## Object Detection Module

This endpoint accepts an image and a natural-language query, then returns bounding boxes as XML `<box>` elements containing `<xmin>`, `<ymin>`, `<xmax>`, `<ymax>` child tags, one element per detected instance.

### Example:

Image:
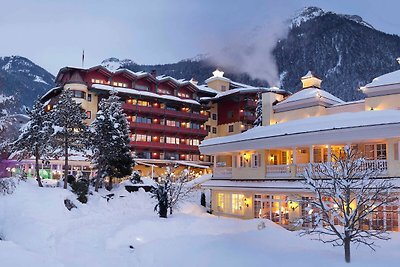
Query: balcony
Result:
<box><xmin>213</xmin><ymin>167</ymin><xmax>232</xmax><ymax>179</ymax></box>
<box><xmin>265</xmin><ymin>165</ymin><xmax>291</xmax><ymax>178</ymax></box>
<box><xmin>240</xmin><ymin>114</ymin><xmax>256</xmax><ymax>123</ymax></box>
<box><xmin>244</xmin><ymin>99</ymin><xmax>257</xmax><ymax>109</ymax></box>
<box><xmin>129</xmin><ymin>122</ymin><xmax>208</xmax><ymax>137</ymax></box>
<box><xmin>122</xmin><ymin>103</ymin><xmax>208</xmax><ymax>122</ymax></box>
<box><xmin>265</xmin><ymin>160</ymin><xmax>388</xmax><ymax>178</ymax></box>
<box><xmin>130</xmin><ymin>141</ymin><xmax>199</xmax><ymax>153</ymax></box>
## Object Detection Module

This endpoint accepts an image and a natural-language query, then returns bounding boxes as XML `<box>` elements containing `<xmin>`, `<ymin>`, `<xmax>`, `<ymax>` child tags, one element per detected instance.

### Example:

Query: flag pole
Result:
<box><xmin>82</xmin><ymin>49</ymin><xmax>85</xmax><ymax>68</ymax></box>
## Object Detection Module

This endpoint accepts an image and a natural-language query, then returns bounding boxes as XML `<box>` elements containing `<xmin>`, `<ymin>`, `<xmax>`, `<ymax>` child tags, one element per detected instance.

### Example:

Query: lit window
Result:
<box><xmin>217</xmin><ymin>193</ymin><xmax>225</xmax><ymax>211</ymax></box>
<box><xmin>231</xmin><ymin>194</ymin><xmax>244</xmax><ymax>214</ymax></box>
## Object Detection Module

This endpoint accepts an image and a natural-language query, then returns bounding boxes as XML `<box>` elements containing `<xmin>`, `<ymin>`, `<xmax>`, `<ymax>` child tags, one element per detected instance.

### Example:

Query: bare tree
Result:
<box><xmin>300</xmin><ymin>146</ymin><xmax>398</xmax><ymax>263</ymax></box>
<box><xmin>153</xmin><ymin>165</ymin><xmax>196</xmax><ymax>218</ymax></box>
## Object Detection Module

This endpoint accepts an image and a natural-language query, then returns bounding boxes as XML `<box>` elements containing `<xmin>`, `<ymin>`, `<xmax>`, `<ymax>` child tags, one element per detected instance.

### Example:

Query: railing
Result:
<box><xmin>265</xmin><ymin>165</ymin><xmax>291</xmax><ymax>178</ymax></box>
<box><xmin>359</xmin><ymin>160</ymin><xmax>388</xmax><ymax>174</ymax></box>
<box><xmin>122</xmin><ymin>103</ymin><xmax>208</xmax><ymax>122</ymax></box>
<box><xmin>129</xmin><ymin>122</ymin><xmax>208</xmax><ymax>136</ymax></box>
<box><xmin>213</xmin><ymin>167</ymin><xmax>232</xmax><ymax>179</ymax></box>
<box><xmin>266</xmin><ymin>160</ymin><xmax>388</xmax><ymax>178</ymax></box>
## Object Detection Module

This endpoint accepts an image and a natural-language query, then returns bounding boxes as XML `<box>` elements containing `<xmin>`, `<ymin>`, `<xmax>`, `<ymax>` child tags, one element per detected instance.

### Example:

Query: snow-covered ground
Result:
<box><xmin>0</xmin><ymin>178</ymin><xmax>399</xmax><ymax>267</ymax></box>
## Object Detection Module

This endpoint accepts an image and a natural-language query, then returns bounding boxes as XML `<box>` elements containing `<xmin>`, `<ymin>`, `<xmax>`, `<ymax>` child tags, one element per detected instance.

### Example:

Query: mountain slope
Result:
<box><xmin>0</xmin><ymin>56</ymin><xmax>55</xmax><ymax>111</ymax></box>
<box><xmin>103</xmin><ymin>7</ymin><xmax>400</xmax><ymax>101</ymax></box>
<box><xmin>275</xmin><ymin>7</ymin><xmax>400</xmax><ymax>100</ymax></box>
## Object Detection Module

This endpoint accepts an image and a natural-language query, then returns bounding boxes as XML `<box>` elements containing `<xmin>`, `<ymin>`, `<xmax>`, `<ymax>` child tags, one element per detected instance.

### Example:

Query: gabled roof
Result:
<box><xmin>274</xmin><ymin>87</ymin><xmax>344</xmax><ymax>112</ymax></box>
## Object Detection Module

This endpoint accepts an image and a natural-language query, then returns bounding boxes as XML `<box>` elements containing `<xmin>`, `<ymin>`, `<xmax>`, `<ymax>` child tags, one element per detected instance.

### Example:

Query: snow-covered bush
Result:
<box><xmin>129</xmin><ymin>170</ymin><xmax>142</xmax><ymax>184</ymax></box>
<box><xmin>71</xmin><ymin>178</ymin><xmax>89</xmax><ymax>204</ymax></box>
<box><xmin>0</xmin><ymin>177</ymin><xmax>17</xmax><ymax>195</ymax></box>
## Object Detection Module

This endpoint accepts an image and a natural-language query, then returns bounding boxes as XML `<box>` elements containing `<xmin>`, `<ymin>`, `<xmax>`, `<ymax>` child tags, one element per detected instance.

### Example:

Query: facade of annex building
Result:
<box><xmin>26</xmin><ymin>66</ymin><xmax>286</xmax><ymax>180</ymax></box>
<box><xmin>200</xmin><ymin>70</ymin><xmax>400</xmax><ymax>231</ymax></box>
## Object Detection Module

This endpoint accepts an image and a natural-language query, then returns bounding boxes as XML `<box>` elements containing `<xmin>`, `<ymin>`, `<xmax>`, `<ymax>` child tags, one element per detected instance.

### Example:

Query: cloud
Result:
<box><xmin>207</xmin><ymin>19</ymin><xmax>289</xmax><ymax>87</ymax></box>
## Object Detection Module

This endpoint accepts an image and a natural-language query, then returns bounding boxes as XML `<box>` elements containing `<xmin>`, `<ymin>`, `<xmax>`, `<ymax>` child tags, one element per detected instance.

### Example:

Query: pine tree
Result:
<box><xmin>50</xmin><ymin>89</ymin><xmax>88</xmax><ymax>189</ymax></box>
<box><xmin>253</xmin><ymin>92</ymin><xmax>263</xmax><ymax>127</ymax></box>
<box><xmin>0</xmin><ymin>94</ymin><xmax>14</xmax><ymax>149</ymax></box>
<box><xmin>11</xmin><ymin>99</ymin><xmax>54</xmax><ymax>187</ymax></box>
<box><xmin>90</xmin><ymin>90</ymin><xmax>134</xmax><ymax>191</ymax></box>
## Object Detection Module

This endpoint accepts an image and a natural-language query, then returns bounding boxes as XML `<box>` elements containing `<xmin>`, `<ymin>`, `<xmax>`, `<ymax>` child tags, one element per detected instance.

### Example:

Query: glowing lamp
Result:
<box><xmin>243</xmin><ymin>198</ymin><xmax>250</xmax><ymax>208</ymax></box>
<box><xmin>288</xmin><ymin>200</ymin><xmax>299</xmax><ymax>211</ymax></box>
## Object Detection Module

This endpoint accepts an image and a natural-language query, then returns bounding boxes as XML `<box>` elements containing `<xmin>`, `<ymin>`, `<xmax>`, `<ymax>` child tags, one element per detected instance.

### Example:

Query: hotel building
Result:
<box><xmin>200</xmin><ymin>70</ymin><xmax>400</xmax><ymax>231</ymax></box>
<box><xmin>37</xmin><ymin>66</ymin><xmax>282</xmax><ymax>178</ymax></box>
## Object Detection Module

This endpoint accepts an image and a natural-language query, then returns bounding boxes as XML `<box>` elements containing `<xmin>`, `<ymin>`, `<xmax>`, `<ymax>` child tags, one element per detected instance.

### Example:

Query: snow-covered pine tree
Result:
<box><xmin>0</xmin><ymin>94</ymin><xmax>14</xmax><ymax>149</ymax></box>
<box><xmin>11</xmin><ymin>99</ymin><xmax>54</xmax><ymax>187</ymax></box>
<box><xmin>253</xmin><ymin>91</ymin><xmax>262</xmax><ymax>127</ymax></box>
<box><xmin>90</xmin><ymin>90</ymin><xmax>134</xmax><ymax>191</ymax></box>
<box><xmin>50</xmin><ymin>89</ymin><xmax>88</xmax><ymax>189</ymax></box>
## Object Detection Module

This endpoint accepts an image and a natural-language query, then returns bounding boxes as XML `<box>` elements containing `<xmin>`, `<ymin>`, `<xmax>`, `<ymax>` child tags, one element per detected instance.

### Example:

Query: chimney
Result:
<box><xmin>150</xmin><ymin>69</ymin><xmax>157</xmax><ymax>77</ymax></box>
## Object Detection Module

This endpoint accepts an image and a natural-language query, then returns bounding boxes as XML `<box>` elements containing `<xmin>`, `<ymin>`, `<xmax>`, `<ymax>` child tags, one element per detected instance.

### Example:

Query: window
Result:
<box><xmin>166</xmin><ymin>120</ymin><xmax>177</xmax><ymax>127</ymax></box>
<box><xmin>231</xmin><ymin>194</ymin><xmax>244</xmax><ymax>215</ymax></box>
<box><xmin>87</xmin><ymin>94</ymin><xmax>92</xmax><ymax>102</ymax></box>
<box><xmin>71</xmin><ymin>90</ymin><xmax>86</xmax><ymax>99</ymax></box>
<box><xmin>158</xmin><ymin>88</ymin><xmax>171</xmax><ymax>95</ymax></box>
<box><xmin>364</xmin><ymin>144</ymin><xmax>387</xmax><ymax>160</ymax></box>
<box><xmin>206</xmin><ymin>125</ymin><xmax>211</xmax><ymax>132</ymax></box>
<box><xmin>212</xmin><ymin>127</ymin><xmax>217</xmax><ymax>134</ymax></box>
<box><xmin>281</xmin><ymin>151</ymin><xmax>287</xmax><ymax>165</ymax></box>
<box><xmin>91</xmin><ymin>79</ymin><xmax>106</xmax><ymax>84</ymax></box>
<box><xmin>228</xmin><ymin>125</ymin><xmax>234</xmax><ymax>133</ymax></box>
<box><xmin>178</xmin><ymin>92</ymin><xmax>190</xmax><ymax>98</ymax></box>
<box><xmin>191</xmin><ymin>123</ymin><xmax>200</xmax><ymax>129</ymax></box>
<box><xmin>137</xmin><ymin>100</ymin><xmax>149</xmax><ymax>107</ymax></box>
<box><xmin>221</xmin><ymin>85</ymin><xmax>226</xmax><ymax>91</ymax></box>
<box><xmin>251</xmin><ymin>154</ymin><xmax>260</xmax><ymax>168</ymax></box>
<box><xmin>217</xmin><ymin>193</ymin><xmax>225</xmax><ymax>212</ymax></box>
<box><xmin>166</xmin><ymin>137</ymin><xmax>180</xmax><ymax>144</ymax></box>
<box><xmin>86</xmin><ymin>111</ymin><xmax>91</xmax><ymax>119</ymax></box>
<box><xmin>227</xmin><ymin>111</ymin><xmax>234</xmax><ymax>118</ymax></box>
<box><xmin>135</xmin><ymin>84</ymin><xmax>148</xmax><ymax>91</ymax></box>
<box><xmin>188</xmin><ymin>139</ymin><xmax>199</xmax><ymax>146</ymax></box>
<box><xmin>212</xmin><ymin>113</ymin><xmax>217</xmax><ymax>120</ymax></box>
<box><xmin>377</xmin><ymin>144</ymin><xmax>387</xmax><ymax>160</ymax></box>
<box><xmin>364</xmin><ymin>144</ymin><xmax>375</xmax><ymax>160</ymax></box>
<box><xmin>112</xmin><ymin>82</ymin><xmax>127</xmax><ymax>87</ymax></box>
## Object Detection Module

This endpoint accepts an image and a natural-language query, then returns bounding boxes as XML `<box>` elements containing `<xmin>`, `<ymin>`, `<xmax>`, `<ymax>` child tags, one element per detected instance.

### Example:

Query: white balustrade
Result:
<box><xmin>266</xmin><ymin>165</ymin><xmax>291</xmax><ymax>178</ymax></box>
<box><xmin>213</xmin><ymin>167</ymin><xmax>232</xmax><ymax>178</ymax></box>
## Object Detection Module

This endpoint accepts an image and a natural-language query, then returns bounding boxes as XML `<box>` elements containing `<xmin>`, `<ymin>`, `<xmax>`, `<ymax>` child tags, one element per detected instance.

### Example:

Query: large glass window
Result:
<box><xmin>254</xmin><ymin>194</ymin><xmax>289</xmax><ymax>225</ymax></box>
<box><xmin>231</xmin><ymin>194</ymin><xmax>244</xmax><ymax>215</ymax></box>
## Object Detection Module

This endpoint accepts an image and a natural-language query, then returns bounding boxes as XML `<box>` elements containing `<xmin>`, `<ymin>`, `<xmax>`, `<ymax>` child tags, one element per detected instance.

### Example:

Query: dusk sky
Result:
<box><xmin>1</xmin><ymin>0</ymin><xmax>399</xmax><ymax>75</ymax></box>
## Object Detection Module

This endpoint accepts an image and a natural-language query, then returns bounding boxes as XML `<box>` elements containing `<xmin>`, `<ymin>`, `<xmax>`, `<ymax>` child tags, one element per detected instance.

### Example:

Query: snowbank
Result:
<box><xmin>0</xmin><ymin>178</ymin><xmax>399</xmax><ymax>266</ymax></box>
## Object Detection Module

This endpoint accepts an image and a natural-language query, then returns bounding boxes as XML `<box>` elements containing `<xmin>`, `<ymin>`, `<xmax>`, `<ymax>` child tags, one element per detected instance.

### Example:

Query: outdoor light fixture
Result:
<box><xmin>288</xmin><ymin>200</ymin><xmax>299</xmax><ymax>211</ymax></box>
<box><xmin>243</xmin><ymin>198</ymin><xmax>250</xmax><ymax>207</ymax></box>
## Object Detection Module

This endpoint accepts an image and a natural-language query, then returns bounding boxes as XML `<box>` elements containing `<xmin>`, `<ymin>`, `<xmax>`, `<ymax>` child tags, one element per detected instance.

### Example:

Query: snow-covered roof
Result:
<box><xmin>92</xmin><ymin>84</ymin><xmax>200</xmax><ymax>106</ymax></box>
<box><xmin>200</xmin><ymin>109</ymin><xmax>400</xmax><ymax>154</ymax></box>
<box><xmin>278</xmin><ymin>88</ymin><xmax>343</xmax><ymax>105</ymax></box>
<box><xmin>274</xmin><ymin>88</ymin><xmax>344</xmax><ymax>112</ymax></box>
<box><xmin>363</xmin><ymin>69</ymin><xmax>400</xmax><ymax>88</ymax></box>
<box><xmin>201</xmin><ymin>87</ymin><xmax>286</xmax><ymax>102</ymax></box>
<box><xmin>195</xmin><ymin>85</ymin><xmax>219</xmax><ymax>95</ymax></box>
